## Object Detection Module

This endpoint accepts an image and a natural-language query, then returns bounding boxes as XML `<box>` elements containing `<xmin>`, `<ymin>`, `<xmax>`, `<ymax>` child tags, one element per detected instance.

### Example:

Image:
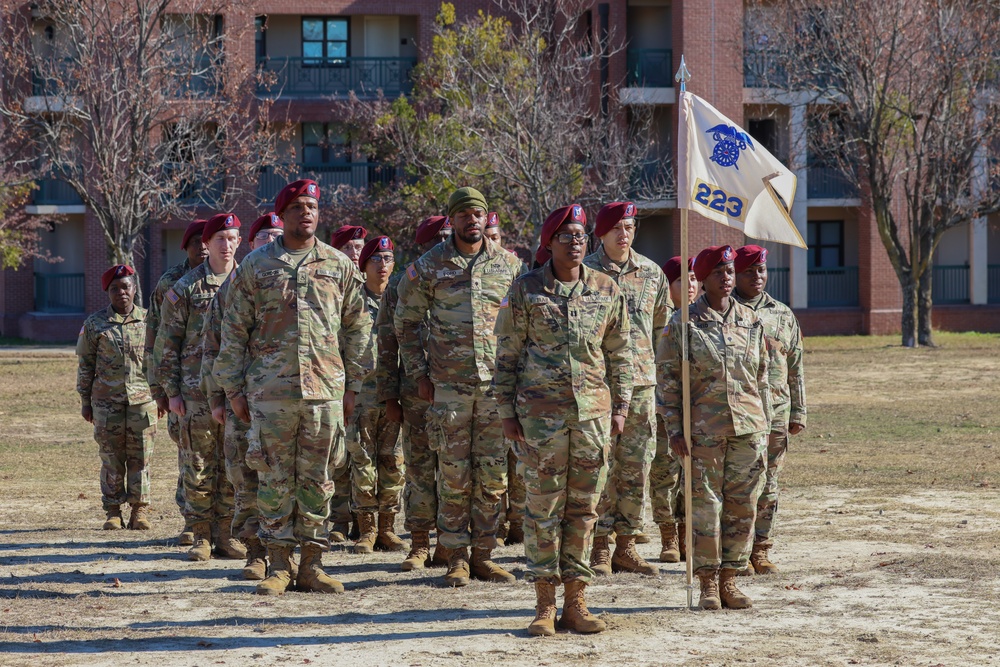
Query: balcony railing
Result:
<box><xmin>743</xmin><ymin>48</ymin><xmax>787</xmax><ymax>88</ymax></box>
<box><xmin>258</xmin><ymin>163</ymin><xmax>401</xmax><ymax>204</ymax></box>
<box><xmin>932</xmin><ymin>265</ymin><xmax>969</xmax><ymax>304</ymax></box>
<box><xmin>808</xmin><ymin>266</ymin><xmax>858</xmax><ymax>307</ymax></box>
<box><xmin>767</xmin><ymin>267</ymin><xmax>790</xmax><ymax>304</ymax></box>
<box><xmin>807</xmin><ymin>166</ymin><xmax>859</xmax><ymax>199</ymax></box>
<box><xmin>626</xmin><ymin>49</ymin><xmax>674</xmax><ymax>88</ymax></box>
<box><xmin>34</xmin><ymin>178</ymin><xmax>83</xmax><ymax>206</ymax></box>
<box><xmin>256</xmin><ymin>57</ymin><xmax>416</xmax><ymax>97</ymax></box>
<box><xmin>32</xmin><ymin>56</ymin><xmax>218</xmax><ymax>98</ymax></box>
<box><xmin>989</xmin><ymin>265</ymin><xmax>1000</xmax><ymax>304</ymax></box>
<box><xmin>34</xmin><ymin>272</ymin><xmax>85</xmax><ymax>313</ymax></box>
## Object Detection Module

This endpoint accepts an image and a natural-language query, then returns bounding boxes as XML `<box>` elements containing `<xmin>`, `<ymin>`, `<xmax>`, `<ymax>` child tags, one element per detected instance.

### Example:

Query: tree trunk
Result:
<box><xmin>917</xmin><ymin>267</ymin><xmax>935</xmax><ymax>347</ymax></box>
<box><xmin>900</xmin><ymin>273</ymin><xmax>918</xmax><ymax>347</ymax></box>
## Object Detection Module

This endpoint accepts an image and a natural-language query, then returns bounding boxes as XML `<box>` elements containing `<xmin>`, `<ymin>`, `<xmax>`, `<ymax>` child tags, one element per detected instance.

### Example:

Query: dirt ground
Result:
<box><xmin>1</xmin><ymin>335</ymin><xmax>999</xmax><ymax>667</ymax></box>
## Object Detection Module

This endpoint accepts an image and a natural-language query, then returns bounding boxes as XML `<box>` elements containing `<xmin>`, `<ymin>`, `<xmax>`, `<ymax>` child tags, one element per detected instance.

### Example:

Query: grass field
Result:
<box><xmin>0</xmin><ymin>335</ymin><xmax>998</xmax><ymax>666</ymax></box>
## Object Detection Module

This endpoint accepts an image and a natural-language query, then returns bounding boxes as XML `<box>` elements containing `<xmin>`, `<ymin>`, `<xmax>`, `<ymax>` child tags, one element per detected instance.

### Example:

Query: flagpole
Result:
<box><xmin>675</xmin><ymin>55</ymin><xmax>695</xmax><ymax>611</ymax></box>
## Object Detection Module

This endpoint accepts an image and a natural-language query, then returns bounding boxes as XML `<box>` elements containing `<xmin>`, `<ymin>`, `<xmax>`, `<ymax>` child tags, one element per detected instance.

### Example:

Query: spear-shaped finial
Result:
<box><xmin>674</xmin><ymin>54</ymin><xmax>691</xmax><ymax>92</ymax></box>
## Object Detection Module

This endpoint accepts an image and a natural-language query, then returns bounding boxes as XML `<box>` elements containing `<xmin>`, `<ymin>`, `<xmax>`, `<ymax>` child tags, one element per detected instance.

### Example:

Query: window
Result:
<box><xmin>255</xmin><ymin>16</ymin><xmax>267</xmax><ymax>60</ymax></box>
<box><xmin>302</xmin><ymin>123</ymin><xmax>348</xmax><ymax>165</ymax></box>
<box><xmin>808</xmin><ymin>220</ymin><xmax>844</xmax><ymax>268</ymax></box>
<box><xmin>748</xmin><ymin>119</ymin><xmax>778</xmax><ymax>155</ymax></box>
<box><xmin>302</xmin><ymin>17</ymin><xmax>349</xmax><ymax>64</ymax></box>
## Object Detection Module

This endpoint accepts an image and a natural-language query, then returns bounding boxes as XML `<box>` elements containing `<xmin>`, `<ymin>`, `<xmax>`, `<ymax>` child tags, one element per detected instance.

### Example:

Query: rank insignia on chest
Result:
<box><xmin>406</xmin><ymin>264</ymin><xmax>418</xmax><ymax>281</ymax></box>
<box><xmin>165</xmin><ymin>289</ymin><xmax>179</xmax><ymax>304</ymax></box>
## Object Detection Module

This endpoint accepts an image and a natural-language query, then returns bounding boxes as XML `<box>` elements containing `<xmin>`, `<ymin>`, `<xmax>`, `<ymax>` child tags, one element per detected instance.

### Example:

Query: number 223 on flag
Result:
<box><xmin>691</xmin><ymin>179</ymin><xmax>747</xmax><ymax>222</ymax></box>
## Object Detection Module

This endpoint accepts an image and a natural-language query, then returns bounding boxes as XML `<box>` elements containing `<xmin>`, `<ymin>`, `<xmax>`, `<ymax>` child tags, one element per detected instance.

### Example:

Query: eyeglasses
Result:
<box><xmin>255</xmin><ymin>230</ymin><xmax>284</xmax><ymax>241</ymax></box>
<box><xmin>368</xmin><ymin>255</ymin><xmax>395</xmax><ymax>265</ymax></box>
<box><xmin>554</xmin><ymin>232</ymin><xmax>589</xmax><ymax>245</ymax></box>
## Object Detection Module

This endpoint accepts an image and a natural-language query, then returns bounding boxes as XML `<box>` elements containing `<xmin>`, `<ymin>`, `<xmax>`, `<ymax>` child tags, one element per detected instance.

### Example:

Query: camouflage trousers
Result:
<box><xmin>248</xmin><ymin>399</ymin><xmax>345</xmax><ymax>548</ymax></box>
<box><xmin>503</xmin><ymin>445</ymin><xmax>526</xmax><ymax>523</ymax></box>
<box><xmin>427</xmin><ymin>382</ymin><xmax>506</xmax><ymax>550</ymax></box>
<box><xmin>754</xmin><ymin>428</ymin><xmax>788</xmax><ymax>548</ymax></box>
<box><xmin>328</xmin><ymin>461</ymin><xmax>352</xmax><ymax>527</ymax></box>
<box><xmin>223</xmin><ymin>404</ymin><xmax>259</xmax><ymax>541</ymax></box>
<box><xmin>348</xmin><ymin>404</ymin><xmax>404</xmax><ymax>513</ymax></box>
<box><xmin>596</xmin><ymin>386</ymin><xmax>656</xmax><ymax>538</ymax></box>
<box><xmin>168</xmin><ymin>412</ymin><xmax>184</xmax><ymax>515</ymax></box>
<box><xmin>519</xmin><ymin>415</ymin><xmax>609</xmax><ymax>585</ymax></box>
<box><xmin>650</xmin><ymin>414</ymin><xmax>685</xmax><ymax>525</ymax></box>
<box><xmin>689</xmin><ymin>432</ymin><xmax>766</xmax><ymax>574</ymax></box>
<box><xmin>92</xmin><ymin>400</ymin><xmax>155</xmax><ymax>509</ymax></box>
<box><xmin>180</xmin><ymin>400</ymin><xmax>234</xmax><ymax>524</ymax></box>
<box><xmin>401</xmin><ymin>390</ymin><xmax>436</xmax><ymax>533</ymax></box>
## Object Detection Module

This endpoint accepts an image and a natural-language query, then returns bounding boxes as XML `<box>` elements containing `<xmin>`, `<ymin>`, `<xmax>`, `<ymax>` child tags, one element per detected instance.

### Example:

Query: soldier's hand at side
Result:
<box><xmin>344</xmin><ymin>390</ymin><xmax>356</xmax><ymax>421</ymax></box>
<box><xmin>670</xmin><ymin>434</ymin><xmax>690</xmax><ymax>457</ymax></box>
<box><xmin>385</xmin><ymin>399</ymin><xmax>403</xmax><ymax>424</ymax></box>
<box><xmin>155</xmin><ymin>395</ymin><xmax>169</xmax><ymax>416</ymax></box>
<box><xmin>417</xmin><ymin>377</ymin><xmax>435</xmax><ymax>403</ymax></box>
<box><xmin>231</xmin><ymin>394</ymin><xmax>251</xmax><ymax>423</ymax></box>
<box><xmin>81</xmin><ymin>405</ymin><xmax>93</xmax><ymax>423</ymax></box>
<box><xmin>610</xmin><ymin>414</ymin><xmax>626</xmax><ymax>437</ymax></box>
<box><xmin>211</xmin><ymin>405</ymin><xmax>226</xmax><ymax>425</ymax></box>
<box><xmin>168</xmin><ymin>395</ymin><xmax>186</xmax><ymax>417</ymax></box>
<box><xmin>502</xmin><ymin>417</ymin><xmax>525</xmax><ymax>443</ymax></box>
<box><xmin>788</xmin><ymin>422</ymin><xmax>805</xmax><ymax>436</ymax></box>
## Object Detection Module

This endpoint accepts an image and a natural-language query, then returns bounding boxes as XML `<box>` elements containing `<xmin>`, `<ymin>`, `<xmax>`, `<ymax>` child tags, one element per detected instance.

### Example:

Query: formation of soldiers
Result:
<box><xmin>75</xmin><ymin>180</ymin><xmax>806</xmax><ymax>635</ymax></box>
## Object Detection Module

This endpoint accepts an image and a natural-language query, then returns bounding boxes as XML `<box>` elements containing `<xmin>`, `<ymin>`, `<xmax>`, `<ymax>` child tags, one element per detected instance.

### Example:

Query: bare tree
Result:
<box><xmin>0</xmin><ymin>0</ymin><xmax>283</xmax><ymax>290</ymax></box>
<box><xmin>749</xmin><ymin>0</ymin><xmax>1000</xmax><ymax>346</ymax></box>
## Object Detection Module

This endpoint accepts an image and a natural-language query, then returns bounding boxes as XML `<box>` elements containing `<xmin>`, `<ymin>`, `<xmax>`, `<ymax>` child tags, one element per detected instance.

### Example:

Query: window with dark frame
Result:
<box><xmin>808</xmin><ymin>220</ymin><xmax>844</xmax><ymax>268</ymax></box>
<box><xmin>302</xmin><ymin>123</ymin><xmax>349</xmax><ymax>166</ymax></box>
<box><xmin>255</xmin><ymin>16</ymin><xmax>267</xmax><ymax>60</ymax></box>
<box><xmin>302</xmin><ymin>17</ymin><xmax>349</xmax><ymax>65</ymax></box>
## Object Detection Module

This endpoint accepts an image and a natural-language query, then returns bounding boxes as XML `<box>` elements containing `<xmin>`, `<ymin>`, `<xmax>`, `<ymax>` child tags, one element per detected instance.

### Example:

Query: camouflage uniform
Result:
<box><xmin>736</xmin><ymin>291</ymin><xmax>806</xmax><ymax>548</ymax></box>
<box><xmin>77</xmin><ymin>305</ymin><xmax>156</xmax><ymax>509</ymax></box>
<box><xmin>494</xmin><ymin>263</ymin><xmax>633</xmax><ymax>584</ymax></box>
<box><xmin>155</xmin><ymin>262</ymin><xmax>235</xmax><ymax>527</ymax></box>
<box><xmin>650</xmin><ymin>303</ymin><xmax>684</xmax><ymax>526</ymax></box>
<box><xmin>348</xmin><ymin>286</ymin><xmax>404</xmax><ymax>513</ymax></box>
<box><xmin>214</xmin><ymin>237</ymin><xmax>372</xmax><ymax>547</ymax></box>
<box><xmin>394</xmin><ymin>237</ymin><xmax>522</xmax><ymax>550</ymax></box>
<box><xmin>584</xmin><ymin>246</ymin><xmax>669</xmax><ymax>538</ymax></box>
<box><xmin>655</xmin><ymin>295</ymin><xmax>771</xmax><ymax>574</ymax></box>
<box><xmin>146</xmin><ymin>259</ymin><xmax>192</xmax><ymax>514</ymax></box>
<box><xmin>376</xmin><ymin>272</ymin><xmax>435</xmax><ymax>533</ymax></box>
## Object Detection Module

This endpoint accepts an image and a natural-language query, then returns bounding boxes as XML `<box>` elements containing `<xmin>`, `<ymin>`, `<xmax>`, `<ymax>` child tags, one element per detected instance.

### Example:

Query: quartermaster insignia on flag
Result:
<box><xmin>706</xmin><ymin>124</ymin><xmax>755</xmax><ymax>170</ymax></box>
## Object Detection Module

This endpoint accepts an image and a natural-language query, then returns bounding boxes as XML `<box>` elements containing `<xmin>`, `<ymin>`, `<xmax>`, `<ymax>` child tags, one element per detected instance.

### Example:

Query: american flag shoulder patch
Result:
<box><xmin>78</xmin><ymin>325</ymin><xmax>85</xmax><ymax>336</ymax></box>
<box><xmin>166</xmin><ymin>289</ymin><xmax>179</xmax><ymax>304</ymax></box>
<box><xmin>406</xmin><ymin>264</ymin><xmax>418</xmax><ymax>281</ymax></box>
<box><xmin>499</xmin><ymin>296</ymin><xmax>509</xmax><ymax>309</ymax></box>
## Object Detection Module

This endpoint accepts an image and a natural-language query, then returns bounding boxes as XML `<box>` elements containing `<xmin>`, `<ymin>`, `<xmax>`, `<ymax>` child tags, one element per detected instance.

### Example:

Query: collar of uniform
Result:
<box><xmin>735</xmin><ymin>290</ymin><xmax>775</xmax><ymax>311</ymax></box>
<box><xmin>269</xmin><ymin>236</ymin><xmax>337</xmax><ymax>266</ymax></box>
<box><xmin>204</xmin><ymin>262</ymin><xmax>236</xmax><ymax>287</ymax></box>
<box><xmin>692</xmin><ymin>293</ymin><xmax>738</xmax><ymax>324</ymax></box>
<box><xmin>594</xmin><ymin>244</ymin><xmax>638</xmax><ymax>274</ymax></box>
<box><xmin>441</xmin><ymin>234</ymin><xmax>497</xmax><ymax>266</ymax></box>
<box><xmin>541</xmin><ymin>261</ymin><xmax>589</xmax><ymax>298</ymax></box>
<box><xmin>104</xmin><ymin>304</ymin><xmax>141</xmax><ymax>324</ymax></box>
<box><xmin>363</xmin><ymin>284</ymin><xmax>382</xmax><ymax>306</ymax></box>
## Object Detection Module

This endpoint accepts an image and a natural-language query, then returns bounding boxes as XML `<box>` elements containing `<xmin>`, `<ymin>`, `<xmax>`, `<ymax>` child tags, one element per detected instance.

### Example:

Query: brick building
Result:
<box><xmin>4</xmin><ymin>0</ymin><xmax>999</xmax><ymax>341</ymax></box>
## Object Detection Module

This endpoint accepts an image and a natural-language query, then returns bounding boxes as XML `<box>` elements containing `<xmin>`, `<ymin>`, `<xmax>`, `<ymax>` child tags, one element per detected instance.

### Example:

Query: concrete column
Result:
<box><xmin>789</xmin><ymin>104</ymin><xmax>809</xmax><ymax>309</ymax></box>
<box><xmin>970</xmin><ymin>216</ymin><xmax>988</xmax><ymax>304</ymax></box>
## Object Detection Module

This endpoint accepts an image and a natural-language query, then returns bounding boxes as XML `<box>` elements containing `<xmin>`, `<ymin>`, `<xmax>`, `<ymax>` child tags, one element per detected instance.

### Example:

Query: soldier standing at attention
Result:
<box><xmin>332</xmin><ymin>225</ymin><xmax>368</xmax><ymax>267</ymax></box>
<box><xmin>200</xmin><ymin>212</ymin><xmax>284</xmax><ymax>580</ymax></box>
<box><xmin>584</xmin><ymin>201</ymin><xmax>669</xmax><ymax>577</ymax></box>
<box><xmin>78</xmin><ymin>265</ymin><xmax>160</xmax><ymax>530</ymax></box>
<box><xmin>146</xmin><ymin>219</ymin><xmax>206</xmax><ymax>546</ymax></box>
<box><xmin>733</xmin><ymin>245</ymin><xmax>806</xmax><ymax>574</ymax></box>
<box><xmin>215</xmin><ymin>179</ymin><xmax>372</xmax><ymax>596</ymax></box>
<box><xmin>349</xmin><ymin>235</ymin><xmax>406</xmax><ymax>554</ymax></box>
<box><xmin>395</xmin><ymin>187</ymin><xmax>523</xmax><ymax>587</ymax></box>
<box><xmin>650</xmin><ymin>256</ymin><xmax>698</xmax><ymax>563</ymax></box>
<box><xmin>495</xmin><ymin>204</ymin><xmax>632</xmax><ymax>635</ymax></box>
<box><xmin>379</xmin><ymin>215</ymin><xmax>453</xmax><ymax>571</ymax></box>
<box><xmin>156</xmin><ymin>213</ymin><xmax>244</xmax><ymax>562</ymax></box>
<box><xmin>656</xmin><ymin>245</ymin><xmax>770</xmax><ymax>610</ymax></box>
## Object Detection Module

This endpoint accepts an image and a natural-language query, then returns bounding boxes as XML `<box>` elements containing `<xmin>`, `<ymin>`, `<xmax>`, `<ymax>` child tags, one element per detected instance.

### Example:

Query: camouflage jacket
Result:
<box><xmin>145</xmin><ymin>259</ymin><xmax>191</xmax><ymax>400</ymax></box>
<box><xmin>77</xmin><ymin>305</ymin><xmax>152</xmax><ymax>406</ymax></box>
<box><xmin>199</xmin><ymin>272</ymin><xmax>235</xmax><ymax>412</ymax></box>
<box><xmin>214</xmin><ymin>238</ymin><xmax>373</xmax><ymax>402</ymax></box>
<box><xmin>583</xmin><ymin>245</ymin><xmax>670</xmax><ymax>387</ymax></box>
<box><xmin>375</xmin><ymin>272</ymin><xmax>428</xmax><ymax>403</ymax></box>
<box><xmin>656</xmin><ymin>295</ymin><xmax>771</xmax><ymax>439</ymax></box>
<box><xmin>736</xmin><ymin>290</ymin><xmax>807</xmax><ymax>429</ymax></box>
<box><xmin>356</xmin><ymin>284</ymin><xmax>383</xmax><ymax>409</ymax></box>
<box><xmin>155</xmin><ymin>262</ymin><xmax>232</xmax><ymax>403</ymax></box>
<box><xmin>395</xmin><ymin>237</ymin><xmax>523</xmax><ymax>386</ymax></box>
<box><xmin>494</xmin><ymin>263</ymin><xmax>633</xmax><ymax>422</ymax></box>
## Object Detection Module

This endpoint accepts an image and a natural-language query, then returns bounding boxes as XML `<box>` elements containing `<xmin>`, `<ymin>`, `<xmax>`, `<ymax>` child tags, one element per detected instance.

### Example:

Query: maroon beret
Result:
<box><xmin>662</xmin><ymin>256</ymin><xmax>696</xmax><ymax>284</ymax></box>
<box><xmin>248</xmin><ymin>212</ymin><xmax>283</xmax><ymax>240</ymax></box>
<box><xmin>332</xmin><ymin>225</ymin><xmax>368</xmax><ymax>249</ymax></box>
<box><xmin>734</xmin><ymin>245</ymin><xmax>769</xmax><ymax>274</ymax></box>
<box><xmin>486</xmin><ymin>211</ymin><xmax>499</xmax><ymax>229</ymax></box>
<box><xmin>101</xmin><ymin>264</ymin><xmax>135</xmax><ymax>291</ymax></box>
<box><xmin>275</xmin><ymin>179</ymin><xmax>320</xmax><ymax>216</ymax></box>
<box><xmin>535</xmin><ymin>245</ymin><xmax>551</xmax><ymax>266</ymax></box>
<box><xmin>414</xmin><ymin>215</ymin><xmax>451</xmax><ymax>245</ymax></box>
<box><xmin>180</xmin><ymin>220</ymin><xmax>207</xmax><ymax>250</ymax></box>
<box><xmin>594</xmin><ymin>201</ymin><xmax>637</xmax><ymax>238</ymax></box>
<box><xmin>359</xmin><ymin>235</ymin><xmax>394</xmax><ymax>270</ymax></box>
<box><xmin>540</xmin><ymin>204</ymin><xmax>586</xmax><ymax>248</ymax></box>
<box><xmin>693</xmin><ymin>245</ymin><xmax>735</xmax><ymax>282</ymax></box>
<box><xmin>202</xmin><ymin>213</ymin><xmax>241</xmax><ymax>243</ymax></box>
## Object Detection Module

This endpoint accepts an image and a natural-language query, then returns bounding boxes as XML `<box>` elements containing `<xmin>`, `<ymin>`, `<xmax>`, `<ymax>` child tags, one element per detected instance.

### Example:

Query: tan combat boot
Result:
<box><xmin>590</xmin><ymin>535</ymin><xmax>612</xmax><ymax>576</ymax></box>
<box><xmin>527</xmin><ymin>581</ymin><xmax>558</xmax><ymax>637</ymax></box>
<box><xmin>750</xmin><ymin>544</ymin><xmax>779</xmax><ymax>574</ymax></box>
<box><xmin>187</xmin><ymin>521</ymin><xmax>212</xmax><ymax>561</ymax></box>
<box><xmin>431</xmin><ymin>542</ymin><xmax>451</xmax><ymax>568</ymax></box>
<box><xmin>242</xmin><ymin>537</ymin><xmax>267</xmax><ymax>581</ymax></box>
<box><xmin>471</xmin><ymin>547</ymin><xmax>516</xmax><ymax>583</ymax></box>
<box><xmin>635</xmin><ymin>531</ymin><xmax>651</xmax><ymax>545</ymax></box>
<box><xmin>103</xmin><ymin>506</ymin><xmax>124</xmax><ymax>531</ymax></box>
<box><xmin>558</xmin><ymin>580</ymin><xmax>606</xmax><ymax>633</ymax></box>
<box><xmin>329</xmin><ymin>521</ymin><xmax>349</xmax><ymax>543</ymax></box>
<box><xmin>128</xmin><ymin>504</ymin><xmax>151</xmax><ymax>530</ymax></box>
<box><xmin>214</xmin><ymin>518</ymin><xmax>247</xmax><ymax>560</ymax></box>
<box><xmin>296</xmin><ymin>542</ymin><xmax>345</xmax><ymax>593</ymax></box>
<box><xmin>353</xmin><ymin>512</ymin><xmax>377</xmax><ymax>554</ymax></box>
<box><xmin>178</xmin><ymin>519</ymin><xmax>195</xmax><ymax>546</ymax></box>
<box><xmin>611</xmin><ymin>535</ymin><xmax>659</xmax><ymax>576</ymax></box>
<box><xmin>375</xmin><ymin>512</ymin><xmax>406</xmax><ymax>552</ymax></box>
<box><xmin>719</xmin><ymin>568</ymin><xmax>753</xmax><ymax>609</ymax></box>
<box><xmin>506</xmin><ymin>520</ymin><xmax>524</xmax><ymax>545</ymax></box>
<box><xmin>443</xmin><ymin>547</ymin><xmax>471</xmax><ymax>587</ymax></box>
<box><xmin>658</xmin><ymin>523</ymin><xmax>680</xmax><ymax>563</ymax></box>
<box><xmin>698</xmin><ymin>570</ymin><xmax>721</xmax><ymax>610</ymax></box>
<box><xmin>677</xmin><ymin>521</ymin><xmax>687</xmax><ymax>562</ymax></box>
<box><xmin>401</xmin><ymin>530</ymin><xmax>431</xmax><ymax>571</ymax></box>
<box><xmin>255</xmin><ymin>544</ymin><xmax>293</xmax><ymax>596</ymax></box>
<box><xmin>497</xmin><ymin>520</ymin><xmax>509</xmax><ymax>546</ymax></box>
